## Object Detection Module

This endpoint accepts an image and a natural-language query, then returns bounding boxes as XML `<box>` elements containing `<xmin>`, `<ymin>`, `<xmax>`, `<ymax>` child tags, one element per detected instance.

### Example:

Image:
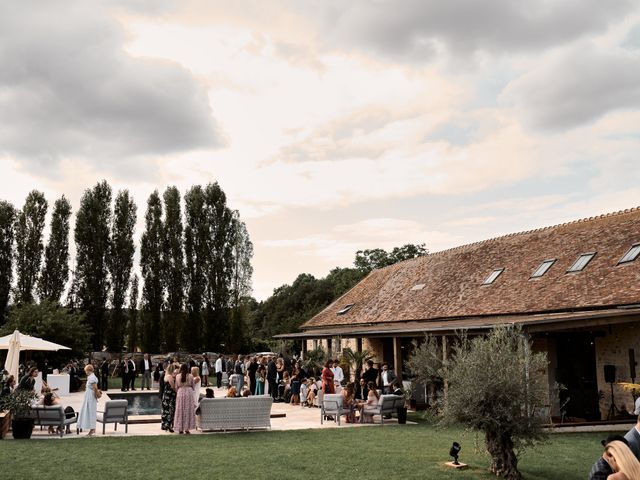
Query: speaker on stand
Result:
<box><xmin>605</xmin><ymin>365</ymin><xmax>619</xmax><ymax>420</ymax></box>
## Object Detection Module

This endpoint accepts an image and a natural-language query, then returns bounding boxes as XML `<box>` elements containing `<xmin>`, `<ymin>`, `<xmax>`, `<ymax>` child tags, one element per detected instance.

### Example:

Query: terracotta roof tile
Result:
<box><xmin>302</xmin><ymin>207</ymin><xmax>640</xmax><ymax>330</ymax></box>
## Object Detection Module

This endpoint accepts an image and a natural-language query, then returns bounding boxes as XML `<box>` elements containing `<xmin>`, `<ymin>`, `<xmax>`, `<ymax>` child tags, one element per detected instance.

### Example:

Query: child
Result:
<box><xmin>299</xmin><ymin>378</ymin><xmax>309</xmax><ymax>406</ymax></box>
<box><xmin>290</xmin><ymin>374</ymin><xmax>300</xmax><ymax>405</ymax></box>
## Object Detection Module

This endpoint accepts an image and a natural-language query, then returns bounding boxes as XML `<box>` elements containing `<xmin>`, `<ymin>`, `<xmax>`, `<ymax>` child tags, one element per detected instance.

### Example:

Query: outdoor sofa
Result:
<box><xmin>196</xmin><ymin>396</ymin><xmax>272</xmax><ymax>431</ymax></box>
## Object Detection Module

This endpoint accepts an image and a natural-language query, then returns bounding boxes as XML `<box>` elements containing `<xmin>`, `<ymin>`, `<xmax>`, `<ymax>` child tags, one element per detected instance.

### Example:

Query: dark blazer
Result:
<box><xmin>138</xmin><ymin>358</ymin><xmax>153</xmax><ymax>373</ymax></box>
<box><xmin>362</xmin><ymin>367</ymin><xmax>378</xmax><ymax>385</ymax></box>
<box><xmin>355</xmin><ymin>384</ymin><xmax>369</xmax><ymax>401</ymax></box>
<box><xmin>267</xmin><ymin>360</ymin><xmax>277</xmax><ymax>380</ymax></box>
<box><xmin>624</xmin><ymin>425</ymin><xmax>640</xmax><ymax>459</ymax></box>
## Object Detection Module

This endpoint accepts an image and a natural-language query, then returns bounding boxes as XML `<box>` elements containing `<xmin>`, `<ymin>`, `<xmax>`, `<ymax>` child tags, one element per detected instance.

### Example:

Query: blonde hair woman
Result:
<box><xmin>77</xmin><ymin>364</ymin><xmax>100</xmax><ymax>436</ymax></box>
<box><xmin>606</xmin><ymin>441</ymin><xmax>640</xmax><ymax>480</ymax></box>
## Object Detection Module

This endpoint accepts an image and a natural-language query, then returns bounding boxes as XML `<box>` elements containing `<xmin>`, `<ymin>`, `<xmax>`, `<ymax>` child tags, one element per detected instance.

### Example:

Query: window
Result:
<box><xmin>531</xmin><ymin>259</ymin><xmax>556</xmax><ymax>278</ymax></box>
<box><xmin>619</xmin><ymin>244</ymin><xmax>640</xmax><ymax>264</ymax></box>
<box><xmin>567</xmin><ymin>252</ymin><xmax>596</xmax><ymax>272</ymax></box>
<box><xmin>337</xmin><ymin>304</ymin><xmax>354</xmax><ymax>315</ymax></box>
<box><xmin>411</xmin><ymin>283</ymin><xmax>426</xmax><ymax>291</ymax></box>
<box><xmin>482</xmin><ymin>268</ymin><xmax>504</xmax><ymax>285</ymax></box>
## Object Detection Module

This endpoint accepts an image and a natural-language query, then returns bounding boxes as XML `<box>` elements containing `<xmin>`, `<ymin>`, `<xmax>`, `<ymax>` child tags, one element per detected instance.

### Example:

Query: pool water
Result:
<box><xmin>108</xmin><ymin>393</ymin><xmax>161</xmax><ymax>415</ymax></box>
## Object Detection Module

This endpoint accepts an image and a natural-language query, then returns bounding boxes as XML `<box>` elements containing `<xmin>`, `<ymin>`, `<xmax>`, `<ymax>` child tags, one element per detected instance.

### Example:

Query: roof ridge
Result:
<box><xmin>430</xmin><ymin>205</ymin><xmax>640</xmax><ymax>257</ymax></box>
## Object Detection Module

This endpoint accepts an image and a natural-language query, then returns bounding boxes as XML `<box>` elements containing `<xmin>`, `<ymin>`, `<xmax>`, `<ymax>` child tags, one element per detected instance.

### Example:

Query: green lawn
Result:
<box><xmin>0</xmin><ymin>424</ymin><xmax>618</xmax><ymax>480</ymax></box>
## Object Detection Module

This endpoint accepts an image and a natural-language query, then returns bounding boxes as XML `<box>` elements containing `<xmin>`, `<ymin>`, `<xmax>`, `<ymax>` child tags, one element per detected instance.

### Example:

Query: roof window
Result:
<box><xmin>411</xmin><ymin>283</ymin><xmax>426</xmax><ymax>291</ymax></box>
<box><xmin>531</xmin><ymin>259</ymin><xmax>556</xmax><ymax>278</ymax></box>
<box><xmin>618</xmin><ymin>244</ymin><xmax>640</xmax><ymax>265</ymax></box>
<box><xmin>337</xmin><ymin>304</ymin><xmax>354</xmax><ymax>315</ymax></box>
<box><xmin>567</xmin><ymin>252</ymin><xmax>596</xmax><ymax>273</ymax></box>
<box><xmin>482</xmin><ymin>268</ymin><xmax>504</xmax><ymax>285</ymax></box>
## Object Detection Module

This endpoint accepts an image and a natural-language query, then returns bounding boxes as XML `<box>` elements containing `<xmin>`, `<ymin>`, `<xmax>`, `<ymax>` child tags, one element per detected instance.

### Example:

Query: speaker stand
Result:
<box><xmin>607</xmin><ymin>382</ymin><xmax>619</xmax><ymax>420</ymax></box>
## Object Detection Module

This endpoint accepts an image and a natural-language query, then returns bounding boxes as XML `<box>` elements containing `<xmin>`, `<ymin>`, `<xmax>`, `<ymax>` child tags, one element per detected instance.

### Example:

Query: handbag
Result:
<box><xmin>96</xmin><ymin>389</ymin><xmax>102</xmax><ymax>399</ymax></box>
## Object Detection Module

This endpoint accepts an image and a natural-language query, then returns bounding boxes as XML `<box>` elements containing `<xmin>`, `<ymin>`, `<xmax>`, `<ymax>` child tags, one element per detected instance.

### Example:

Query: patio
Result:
<box><xmin>16</xmin><ymin>384</ymin><xmax>407</xmax><ymax>439</ymax></box>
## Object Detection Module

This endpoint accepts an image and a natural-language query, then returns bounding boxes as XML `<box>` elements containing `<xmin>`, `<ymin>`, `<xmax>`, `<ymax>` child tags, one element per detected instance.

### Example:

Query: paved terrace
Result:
<box><xmin>13</xmin><ymin>384</ymin><xmax>408</xmax><ymax>440</ymax></box>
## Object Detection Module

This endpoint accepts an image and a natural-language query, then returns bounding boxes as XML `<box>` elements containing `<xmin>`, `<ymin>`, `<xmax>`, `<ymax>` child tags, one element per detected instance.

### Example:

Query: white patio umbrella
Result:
<box><xmin>0</xmin><ymin>330</ymin><xmax>71</xmax><ymax>380</ymax></box>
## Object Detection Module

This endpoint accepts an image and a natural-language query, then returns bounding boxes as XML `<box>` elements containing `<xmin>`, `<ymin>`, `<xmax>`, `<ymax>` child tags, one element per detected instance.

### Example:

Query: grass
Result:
<box><xmin>0</xmin><ymin>424</ymin><xmax>619</xmax><ymax>480</ymax></box>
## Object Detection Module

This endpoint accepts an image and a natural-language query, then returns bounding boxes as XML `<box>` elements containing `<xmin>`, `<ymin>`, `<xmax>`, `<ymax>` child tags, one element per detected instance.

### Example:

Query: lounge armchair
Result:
<box><xmin>30</xmin><ymin>405</ymin><xmax>78</xmax><ymax>437</ymax></box>
<box><xmin>321</xmin><ymin>393</ymin><xmax>349</xmax><ymax>425</ymax></box>
<box><xmin>362</xmin><ymin>395</ymin><xmax>405</xmax><ymax>425</ymax></box>
<box><xmin>96</xmin><ymin>400</ymin><xmax>128</xmax><ymax>434</ymax></box>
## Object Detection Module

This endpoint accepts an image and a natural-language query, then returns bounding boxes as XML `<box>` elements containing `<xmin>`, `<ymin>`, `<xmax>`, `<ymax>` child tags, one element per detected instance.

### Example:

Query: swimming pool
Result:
<box><xmin>108</xmin><ymin>393</ymin><xmax>161</xmax><ymax>416</ymax></box>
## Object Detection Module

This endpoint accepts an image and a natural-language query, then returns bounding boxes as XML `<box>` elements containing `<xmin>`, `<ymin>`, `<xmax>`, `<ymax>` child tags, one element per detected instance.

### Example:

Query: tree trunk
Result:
<box><xmin>485</xmin><ymin>431</ymin><xmax>522</xmax><ymax>480</ymax></box>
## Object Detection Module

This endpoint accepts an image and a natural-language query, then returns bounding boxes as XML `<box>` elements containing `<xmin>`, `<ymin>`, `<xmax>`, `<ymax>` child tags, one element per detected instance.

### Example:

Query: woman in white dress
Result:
<box><xmin>191</xmin><ymin>366</ymin><xmax>201</xmax><ymax>411</ymax></box>
<box><xmin>77</xmin><ymin>364</ymin><xmax>100</xmax><ymax>436</ymax></box>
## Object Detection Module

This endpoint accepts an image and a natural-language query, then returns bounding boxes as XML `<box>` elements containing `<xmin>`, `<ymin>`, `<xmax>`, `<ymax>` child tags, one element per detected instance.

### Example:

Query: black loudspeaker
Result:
<box><xmin>630</xmin><ymin>349</ymin><xmax>637</xmax><ymax>380</ymax></box>
<box><xmin>604</xmin><ymin>364</ymin><xmax>616</xmax><ymax>384</ymax></box>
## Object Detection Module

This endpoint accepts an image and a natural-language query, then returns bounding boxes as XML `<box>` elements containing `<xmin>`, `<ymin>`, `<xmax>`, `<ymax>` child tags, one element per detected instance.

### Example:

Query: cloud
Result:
<box><xmin>262</xmin><ymin>217</ymin><xmax>461</xmax><ymax>262</ymax></box>
<box><xmin>502</xmin><ymin>45</ymin><xmax>640</xmax><ymax>130</ymax></box>
<box><xmin>300</xmin><ymin>0</ymin><xmax>636</xmax><ymax>62</ymax></box>
<box><xmin>0</xmin><ymin>0</ymin><xmax>223</xmax><ymax>177</ymax></box>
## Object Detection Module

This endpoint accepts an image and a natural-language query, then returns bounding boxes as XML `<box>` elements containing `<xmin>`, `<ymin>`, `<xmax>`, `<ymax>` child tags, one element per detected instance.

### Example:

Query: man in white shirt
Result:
<box><xmin>139</xmin><ymin>353</ymin><xmax>152</xmax><ymax>390</ymax></box>
<box><xmin>380</xmin><ymin>363</ymin><xmax>397</xmax><ymax>395</ymax></box>
<box><xmin>331</xmin><ymin>359</ymin><xmax>344</xmax><ymax>389</ymax></box>
<box><xmin>215</xmin><ymin>355</ymin><xmax>224</xmax><ymax>389</ymax></box>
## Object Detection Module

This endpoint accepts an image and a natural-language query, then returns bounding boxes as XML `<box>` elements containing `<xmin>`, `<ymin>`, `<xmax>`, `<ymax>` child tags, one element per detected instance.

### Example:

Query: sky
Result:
<box><xmin>1</xmin><ymin>0</ymin><xmax>640</xmax><ymax>301</ymax></box>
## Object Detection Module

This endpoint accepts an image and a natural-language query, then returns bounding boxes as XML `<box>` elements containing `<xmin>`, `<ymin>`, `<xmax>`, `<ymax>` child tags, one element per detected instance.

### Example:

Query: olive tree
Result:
<box><xmin>442</xmin><ymin>325</ymin><xmax>548</xmax><ymax>480</ymax></box>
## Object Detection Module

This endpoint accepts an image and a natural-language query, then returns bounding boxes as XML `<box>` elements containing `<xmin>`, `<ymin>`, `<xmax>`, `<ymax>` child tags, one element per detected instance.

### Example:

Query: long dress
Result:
<box><xmin>173</xmin><ymin>373</ymin><xmax>196</xmax><ymax>432</ymax></box>
<box><xmin>322</xmin><ymin>367</ymin><xmax>335</xmax><ymax>394</ymax></box>
<box><xmin>78</xmin><ymin>373</ymin><xmax>98</xmax><ymax>430</ymax></box>
<box><xmin>361</xmin><ymin>391</ymin><xmax>379</xmax><ymax>423</ymax></box>
<box><xmin>255</xmin><ymin>373</ymin><xmax>264</xmax><ymax>395</ymax></box>
<box><xmin>161</xmin><ymin>375</ymin><xmax>176</xmax><ymax>431</ymax></box>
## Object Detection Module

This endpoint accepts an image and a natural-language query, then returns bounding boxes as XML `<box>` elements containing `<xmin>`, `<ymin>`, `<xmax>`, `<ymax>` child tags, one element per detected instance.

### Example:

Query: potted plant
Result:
<box><xmin>0</xmin><ymin>389</ymin><xmax>38</xmax><ymax>439</ymax></box>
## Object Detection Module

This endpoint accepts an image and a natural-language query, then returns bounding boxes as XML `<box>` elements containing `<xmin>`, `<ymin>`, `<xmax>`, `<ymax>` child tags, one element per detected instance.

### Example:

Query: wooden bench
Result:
<box><xmin>28</xmin><ymin>405</ymin><xmax>78</xmax><ymax>437</ymax></box>
<box><xmin>196</xmin><ymin>396</ymin><xmax>272</xmax><ymax>432</ymax></box>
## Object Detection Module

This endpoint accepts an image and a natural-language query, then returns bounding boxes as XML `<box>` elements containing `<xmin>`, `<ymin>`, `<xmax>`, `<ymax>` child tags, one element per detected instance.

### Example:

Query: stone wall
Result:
<box><xmin>595</xmin><ymin>321</ymin><xmax>640</xmax><ymax>419</ymax></box>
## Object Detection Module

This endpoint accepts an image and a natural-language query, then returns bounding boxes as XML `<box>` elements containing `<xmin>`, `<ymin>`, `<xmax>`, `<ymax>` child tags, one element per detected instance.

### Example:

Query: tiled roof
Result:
<box><xmin>301</xmin><ymin>207</ymin><xmax>640</xmax><ymax>330</ymax></box>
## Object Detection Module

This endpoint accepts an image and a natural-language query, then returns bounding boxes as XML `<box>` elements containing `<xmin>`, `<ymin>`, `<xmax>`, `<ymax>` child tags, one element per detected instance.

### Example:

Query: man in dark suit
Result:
<box><xmin>127</xmin><ymin>356</ymin><xmax>137</xmax><ymax>390</ymax></box>
<box><xmin>361</xmin><ymin>360</ymin><xmax>378</xmax><ymax>388</ymax></box>
<box><xmin>267</xmin><ymin>356</ymin><xmax>278</xmax><ymax>400</ymax></box>
<box><xmin>354</xmin><ymin>378</ymin><xmax>369</xmax><ymax>401</ymax></box>
<box><xmin>100</xmin><ymin>357</ymin><xmax>110</xmax><ymax>391</ymax></box>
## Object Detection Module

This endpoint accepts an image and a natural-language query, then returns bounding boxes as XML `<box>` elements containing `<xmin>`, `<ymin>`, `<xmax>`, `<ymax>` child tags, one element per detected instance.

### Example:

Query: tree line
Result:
<box><xmin>250</xmin><ymin>243</ymin><xmax>428</xmax><ymax>341</ymax></box>
<box><xmin>0</xmin><ymin>181</ymin><xmax>253</xmax><ymax>354</ymax></box>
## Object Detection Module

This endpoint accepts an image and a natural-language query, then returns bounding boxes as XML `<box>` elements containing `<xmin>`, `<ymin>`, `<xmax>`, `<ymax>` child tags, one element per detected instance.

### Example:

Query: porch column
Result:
<box><xmin>393</xmin><ymin>336</ymin><xmax>403</xmax><ymax>383</ymax></box>
<box><xmin>301</xmin><ymin>338</ymin><xmax>307</xmax><ymax>361</ymax></box>
<box><xmin>442</xmin><ymin>335</ymin><xmax>448</xmax><ymax>405</ymax></box>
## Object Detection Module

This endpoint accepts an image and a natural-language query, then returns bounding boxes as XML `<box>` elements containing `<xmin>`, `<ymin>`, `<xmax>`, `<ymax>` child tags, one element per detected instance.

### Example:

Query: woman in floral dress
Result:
<box><xmin>160</xmin><ymin>364</ymin><xmax>176</xmax><ymax>432</ymax></box>
<box><xmin>173</xmin><ymin>364</ymin><xmax>196</xmax><ymax>434</ymax></box>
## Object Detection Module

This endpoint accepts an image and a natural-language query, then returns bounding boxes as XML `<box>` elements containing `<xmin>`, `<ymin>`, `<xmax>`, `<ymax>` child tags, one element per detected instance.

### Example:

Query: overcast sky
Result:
<box><xmin>2</xmin><ymin>0</ymin><xmax>640</xmax><ymax>300</ymax></box>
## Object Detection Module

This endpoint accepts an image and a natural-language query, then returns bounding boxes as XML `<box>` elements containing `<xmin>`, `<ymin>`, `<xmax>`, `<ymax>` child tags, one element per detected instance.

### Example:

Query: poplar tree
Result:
<box><xmin>183</xmin><ymin>185</ymin><xmax>206</xmax><ymax>351</ymax></box>
<box><xmin>39</xmin><ymin>196</ymin><xmax>72</xmax><ymax>303</ymax></box>
<box><xmin>106</xmin><ymin>190</ymin><xmax>136</xmax><ymax>351</ymax></box>
<box><xmin>140</xmin><ymin>191</ymin><xmax>164</xmax><ymax>352</ymax></box>
<box><xmin>202</xmin><ymin>182</ymin><xmax>234</xmax><ymax>351</ymax></box>
<box><xmin>162</xmin><ymin>186</ymin><xmax>184</xmax><ymax>351</ymax></box>
<box><xmin>75</xmin><ymin>181</ymin><xmax>112</xmax><ymax>350</ymax></box>
<box><xmin>0</xmin><ymin>201</ymin><xmax>16</xmax><ymax>325</ymax></box>
<box><xmin>227</xmin><ymin>211</ymin><xmax>253</xmax><ymax>352</ymax></box>
<box><xmin>127</xmin><ymin>274</ymin><xmax>139</xmax><ymax>353</ymax></box>
<box><xmin>14</xmin><ymin>190</ymin><xmax>48</xmax><ymax>304</ymax></box>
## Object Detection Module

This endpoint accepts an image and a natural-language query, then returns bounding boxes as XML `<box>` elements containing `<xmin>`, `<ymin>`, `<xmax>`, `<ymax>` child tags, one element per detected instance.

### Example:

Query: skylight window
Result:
<box><xmin>337</xmin><ymin>304</ymin><xmax>354</xmax><ymax>315</ymax></box>
<box><xmin>482</xmin><ymin>268</ymin><xmax>504</xmax><ymax>285</ymax></box>
<box><xmin>619</xmin><ymin>244</ymin><xmax>640</xmax><ymax>265</ymax></box>
<box><xmin>531</xmin><ymin>259</ymin><xmax>556</xmax><ymax>278</ymax></box>
<box><xmin>567</xmin><ymin>252</ymin><xmax>596</xmax><ymax>273</ymax></box>
<box><xmin>411</xmin><ymin>283</ymin><xmax>426</xmax><ymax>291</ymax></box>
